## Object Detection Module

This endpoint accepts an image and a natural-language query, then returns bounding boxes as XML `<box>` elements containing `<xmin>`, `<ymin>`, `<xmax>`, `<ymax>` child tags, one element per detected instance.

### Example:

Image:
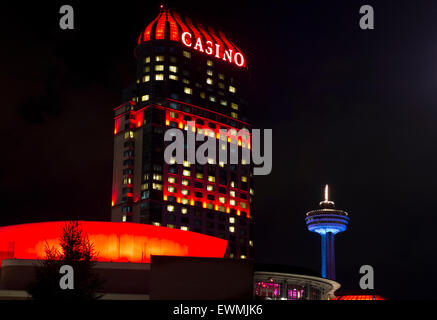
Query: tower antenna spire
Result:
<box><xmin>324</xmin><ymin>184</ymin><xmax>329</xmax><ymax>202</ymax></box>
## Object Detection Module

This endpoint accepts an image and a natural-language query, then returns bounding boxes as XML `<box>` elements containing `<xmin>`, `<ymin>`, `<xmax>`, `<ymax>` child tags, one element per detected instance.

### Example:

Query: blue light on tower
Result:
<box><xmin>305</xmin><ymin>185</ymin><xmax>349</xmax><ymax>280</ymax></box>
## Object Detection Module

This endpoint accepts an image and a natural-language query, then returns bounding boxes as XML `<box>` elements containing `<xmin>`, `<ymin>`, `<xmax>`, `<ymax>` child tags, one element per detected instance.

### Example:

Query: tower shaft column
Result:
<box><xmin>321</xmin><ymin>233</ymin><xmax>327</xmax><ymax>278</ymax></box>
<box><xmin>326</xmin><ymin>232</ymin><xmax>336</xmax><ymax>280</ymax></box>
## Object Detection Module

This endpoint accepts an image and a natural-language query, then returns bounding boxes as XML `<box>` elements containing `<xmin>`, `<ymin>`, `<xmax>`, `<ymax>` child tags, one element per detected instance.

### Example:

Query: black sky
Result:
<box><xmin>1</xmin><ymin>0</ymin><xmax>437</xmax><ymax>299</ymax></box>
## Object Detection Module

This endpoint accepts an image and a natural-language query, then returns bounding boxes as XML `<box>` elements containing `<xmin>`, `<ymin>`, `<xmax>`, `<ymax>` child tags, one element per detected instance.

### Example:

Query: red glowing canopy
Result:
<box><xmin>0</xmin><ymin>221</ymin><xmax>228</xmax><ymax>266</ymax></box>
<box><xmin>334</xmin><ymin>295</ymin><xmax>385</xmax><ymax>300</ymax></box>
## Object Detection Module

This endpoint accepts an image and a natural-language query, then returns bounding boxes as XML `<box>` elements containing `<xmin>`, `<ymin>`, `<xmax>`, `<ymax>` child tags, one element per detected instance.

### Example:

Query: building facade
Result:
<box><xmin>111</xmin><ymin>6</ymin><xmax>254</xmax><ymax>259</ymax></box>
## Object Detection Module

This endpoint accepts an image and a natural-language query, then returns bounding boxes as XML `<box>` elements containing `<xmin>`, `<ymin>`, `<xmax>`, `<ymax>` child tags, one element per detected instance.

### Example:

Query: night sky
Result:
<box><xmin>1</xmin><ymin>0</ymin><xmax>437</xmax><ymax>299</ymax></box>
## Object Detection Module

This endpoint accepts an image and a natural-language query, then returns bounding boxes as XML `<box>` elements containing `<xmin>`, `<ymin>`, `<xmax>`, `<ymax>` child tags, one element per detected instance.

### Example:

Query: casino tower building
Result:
<box><xmin>111</xmin><ymin>6</ymin><xmax>254</xmax><ymax>259</ymax></box>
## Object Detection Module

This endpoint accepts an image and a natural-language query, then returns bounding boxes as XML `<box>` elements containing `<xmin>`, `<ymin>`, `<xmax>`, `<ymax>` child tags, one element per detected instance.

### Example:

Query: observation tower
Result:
<box><xmin>305</xmin><ymin>185</ymin><xmax>349</xmax><ymax>280</ymax></box>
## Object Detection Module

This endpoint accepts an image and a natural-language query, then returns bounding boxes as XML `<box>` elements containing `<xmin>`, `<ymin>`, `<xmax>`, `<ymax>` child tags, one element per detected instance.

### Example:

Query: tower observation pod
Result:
<box><xmin>305</xmin><ymin>185</ymin><xmax>349</xmax><ymax>280</ymax></box>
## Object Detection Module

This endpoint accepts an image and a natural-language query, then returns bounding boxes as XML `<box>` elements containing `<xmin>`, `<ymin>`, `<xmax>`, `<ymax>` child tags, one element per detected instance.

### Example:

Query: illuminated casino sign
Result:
<box><xmin>137</xmin><ymin>7</ymin><xmax>246</xmax><ymax>68</ymax></box>
<box><xmin>181</xmin><ymin>32</ymin><xmax>245</xmax><ymax>67</ymax></box>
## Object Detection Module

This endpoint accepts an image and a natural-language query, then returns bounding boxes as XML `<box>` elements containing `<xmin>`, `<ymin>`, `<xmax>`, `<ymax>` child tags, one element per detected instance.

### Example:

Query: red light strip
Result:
<box><xmin>166</xmin><ymin>10</ymin><xmax>179</xmax><ymax>41</ymax></box>
<box><xmin>197</xmin><ymin>22</ymin><xmax>214</xmax><ymax>44</ymax></box>
<box><xmin>155</xmin><ymin>10</ymin><xmax>167</xmax><ymax>40</ymax></box>
<box><xmin>143</xmin><ymin>11</ymin><xmax>162</xmax><ymax>41</ymax></box>
<box><xmin>185</xmin><ymin>17</ymin><xmax>203</xmax><ymax>42</ymax></box>
<box><xmin>166</xmin><ymin>98</ymin><xmax>251</xmax><ymax>127</ymax></box>
<box><xmin>172</xmin><ymin>11</ymin><xmax>190</xmax><ymax>34</ymax></box>
<box><xmin>207</xmin><ymin>26</ymin><xmax>225</xmax><ymax>56</ymax></box>
<box><xmin>218</xmin><ymin>31</ymin><xmax>237</xmax><ymax>52</ymax></box>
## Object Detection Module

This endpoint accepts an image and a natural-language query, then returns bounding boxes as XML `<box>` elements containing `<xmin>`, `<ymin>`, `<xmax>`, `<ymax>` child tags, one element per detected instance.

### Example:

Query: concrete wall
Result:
<box><xmin>150</xmin><ymin>256</ymin><xmax>253</xmax><ymax>300</ymax></box>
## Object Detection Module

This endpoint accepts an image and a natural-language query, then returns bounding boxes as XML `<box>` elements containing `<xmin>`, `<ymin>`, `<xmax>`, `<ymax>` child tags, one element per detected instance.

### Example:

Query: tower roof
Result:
<box><xmin>137</xmin><ymin>6</ymin><xmax>242</xmax><ymax>54</ymax></box>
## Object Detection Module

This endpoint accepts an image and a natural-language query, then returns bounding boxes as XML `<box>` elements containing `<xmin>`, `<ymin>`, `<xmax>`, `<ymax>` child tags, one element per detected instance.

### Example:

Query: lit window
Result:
<box><xmin>200</xmin><ymin>92</ymin><xmax>206</xmax><ymax>99</ymax></box>
<box><xmin>229</xmin><ymin>217</ymin><xmax>235</xmax><ymax>224</ymax></box>
<box><xmin>208</xmin><ymin>175</ymin><xmax>216</xmax><ymax>182</ymax></box>
<box><xmin>229</xmin><ymin>226</ymin><xmax>235</xmax><ymax>233</ymax></box>
<box><xmin>219</xmin><ymin>197</ymin><xmax>226</xmax><ymax>204</ymax></box>
<box><xmin>181</xmin><ymin>198</ymin><xmax>189</xmax><ymax>204</ymax></box>
<box><xmin>152</xmin><ymin>222</ymin><xmax>161</xmax><ymax>226</ymax></box>
<box><xmin>155</xmin><ymin>55</ymin><xmax>164</xmax><ymax>62</ymax></box>
<box><xmin>182</xmin><ymin>179</ymin><xmax>189</xmax><ymax>186</ymax></box>
<box><xmin>184</xmin><ymin>87</ymin><xmax>192</xmax><ymax>95</ymax></box>
<box><xmin>168</xmin><ymin>177</ymin><xmax>176</xmax><ymax>184</ymax></box>
<box><xmin>181</xmin><ymin>226</ymin><xmax>189</xmax><ymax>231</ymax></box>
<box><xmin>144</xmin><ymin>66</ymin><xmax>150</xmax><ymax>73</ymax></box>
<box><xmin>218</xmin><ymin>73</ymin><xmax>225</xmax><ymax>80</ymax></box>
<box><xmin>207</xmin><ymin>158</ymin><xmax>215</xmax><ymax>164</ymax></box>
<box><xmin>218</xmin><ymin>82</ymin><xmax>225</xmax><ymax>89</ymax></box>
<box><xmin>170</xmin><ymin>56</ymin><xmax>177</xmax><ymax>63</ymax></box>
<box><xmin>250</xmin><ymin>188</ymin><xmax>254</xmax><ymax>195</ymax></box>
<box><xmin>207</xmin><ymin>185</ymin><xmax>214</xmax><ymax>191</ymax></box>
<box><xmin>153</xmin><ymin>174</ymin><xmax>162</xmax><ymax>181</ymax></box>
<box><xmin>183</xmin><ymin>160</ymin><xmax>191</xmax><ymax>167</ymax></box>
<box><xmin>220</xmin><ymin>100</ymin><xmax>227</xmax><ymax>106</ymax></box>
<box><xmin>141</xmin><ymin>95</ymin><xmax>149</xmax><ymax>101</ymax></box>
<box><xmin>207</xmin><ymin>60</ymin><xmax>213</xmax><ymax>66</ymax></box>
<box><xmin>240</xmin><ymin>202</ymin><xmax>247</xmax><ymax>209</ymax></box>
<box><xmin>230</xmin><ymin>190</ymin><xmax>236</xmax><ymax>197</ymax></box>
<box><xmin>169</xmin><ymin>65</ymin><xmax>178</xmax><ymax>73</ymax></box>
<box><xmin>229</xmin><ymin>86</ymin><xmax>236</xmax><ymax>93</ymax></box>
<box><xmin>196</xmin><ymin>173</ymin><xmax>204</xmax><ymax>179</ymax></box>
<box><xmin>167</xmin><ymin>224</ymin><xmax>175</xmax><ymax>228</ymax></box>
<box><xmin>249</xmin><ymin>240</ymin><xmax>253</xmax><ymax>247</ymax></box>
<box><xmin>144</xmin><ymin>56</ymin><xmax>150</xmax><ymax>63</ymax></box>
<box><xmin>122</xmin><ymin>215</ymin><xmax>127</xmax><ymax>222</ymax></box>
<box><xmin>219</xmin><ymin>206</ymin><xmax>226</xmax><ymax>212</ymax></box>
<box><xmin>207</xmin><ymin>69</ymin><xmax>213</xmax><ymax>76</ymax></box>
<box><xmin>181</xmin><ymin>207</ymin><xmax>188</xmax><ymax>214</ymax></box>
<box><xmin>167</xmin><ymin>205</ymin><xmax>175</xmax><ymax>212</ymax></box>
<box><xmin>169</xmin><ymin>74</ymin><xmax>178</xmax><ymax>80</ymax></box>
<box><xmin>230</xmin><ymin>199</ymin><xmax>236</xmax><ymax>206</ymax></box>
<box><xmin>183</xmin><ymin>169</ymin><xmax>191</xmax><ymax>176</ymax></box>
<box><xmin>169</xmin><ymin>112</ymin><xmax>177</xmax><ymax>119</ymax></box>
<box><xmin>155</xmin><ymin>65</ymin><xmax>164</xmax><ymax>71</ymax></box>
<box><xmin>231</xmin><ymin>112</ymin><xmax>238</xmax><ymax>119</ymax></box>
<box><xmin>182</xmin><ymin>78</ymin><xmax>190</xmax><ymax>84</ymax></box>
<box><xmin>183</xmin><ymin>51</ymin><xmax>191</xmax><ymax>58</ymax></box>
<box><xmin>168</xmin><ymin>186</ymin><xmax>176</xmax><ymax>193</ymax></box>
<box><xmin>206</xmin><ymin>78</ymin><xmax>213</xmax><ymax>85</ymax></box>
<box><xmin>155</xmin><ymin>74</ymin><xmax>164</xmax><ymax>81</ymax></box>
<box><xmin>231</xmin><ymin>103</ymin><xmax>239</xmax><ymax>110</ymax></box>
<box><xmin>181</xmin><ymin>189</ymin><xmax>189</xmax><ymax>195</ymax></box>
<box><xmin>230</xmin><ymin>181</ymin><xmax>236</xmax><ymax>188</ymax></box>
<box><xmin>143</xmin><ymin>75</ymin><xmax>150</xmax><ymax>82</ymax></box>
<box><xmin>152</xmin><ymin>183</ymin><xmax>163</xmax><ymax>190</ymax></box>
<box><xmin>241</xmin><ymin>176</ymin><xmax>247</xmax><ymax>182</ymax></box>
<box><xmin>240</xmin><ymin>255</ymin><xmax>246</xmax><ymax>259</ymax></box>
<box><xmin>207</xmin><ymin>203</ymin><xmax>214</xmax><ymax>210</ymax></box>
<box><xmin>219</xmin><ymin>161</ymin><xmax>225</xmax><ymax>167</ymax></box>
<box><xmin>209</xmin><ymin>96</ymin><xmax>216</xmax><ymax>102</ymax></box>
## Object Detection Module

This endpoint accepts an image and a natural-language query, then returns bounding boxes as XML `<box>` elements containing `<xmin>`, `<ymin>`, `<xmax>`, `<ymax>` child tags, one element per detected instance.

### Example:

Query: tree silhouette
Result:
<box><xmin>27</xmin><ymin>221</ymin><xmax>104</xmax><ymax>300</ymax></box>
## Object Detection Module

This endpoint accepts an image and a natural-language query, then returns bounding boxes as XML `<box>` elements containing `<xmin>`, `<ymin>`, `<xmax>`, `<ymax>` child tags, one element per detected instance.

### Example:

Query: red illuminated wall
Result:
<box><xmin>0</xmin><ymin>221</ymin><xmax>228</xmax><ymax>266</ymax></box>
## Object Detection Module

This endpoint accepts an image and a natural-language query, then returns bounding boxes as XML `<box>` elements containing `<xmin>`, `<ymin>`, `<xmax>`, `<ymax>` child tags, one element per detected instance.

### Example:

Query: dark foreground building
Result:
<box><xmin>111</xmin><ymin>6</ymin><xmax>254</xmax><ymax>259</ymax></box>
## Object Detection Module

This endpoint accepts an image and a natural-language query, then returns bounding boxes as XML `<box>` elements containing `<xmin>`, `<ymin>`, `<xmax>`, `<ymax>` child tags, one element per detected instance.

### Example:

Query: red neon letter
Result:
<box><xmin>234</xmin><ymin>52</ymin><xmax>245</xmax><ymax>67</ymax></box>
<box><xmin>194</xmin><ymin>37</ymin><xmax>204</xmax><ymax>52</ymax></box>
<box><xmin>205</xmin><ymin>40</ymin><xmax>213</xmax><ymax>55</ymax></box>
<box><xmin>223</xmin><ymin>49</ymin><xmax>233</xmax><ymax>63</ymax></box>
<box><xmin>181</xmin><ymin>32</ymin><xmax>192</xmax><ymax>47</ymax></box>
